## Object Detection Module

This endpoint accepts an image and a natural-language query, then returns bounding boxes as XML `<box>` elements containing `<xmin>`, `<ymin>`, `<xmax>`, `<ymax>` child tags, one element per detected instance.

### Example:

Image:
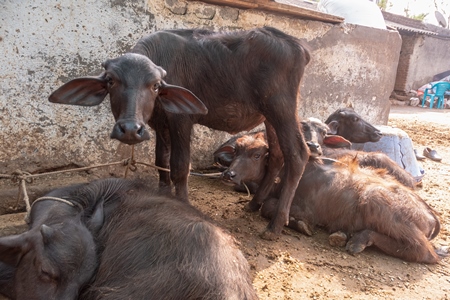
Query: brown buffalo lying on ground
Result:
<box><xmin>214</xmin><ymin>107</ymin><xmax>381</xmax><ymax>168</ymax></box>
<box><xmin>216</xmin><ymin>115</ymin><xmax>415</xmax><ymax>191</ymax></box>
<box><xmin>220</xmin><ymin>120</ymin><xmax>447</xmax><ymax>264</ymax></box>
<box><xmin>81</xmin><ymin>179</ymin><xmax>258</xmax><ymax>300</ymax></box>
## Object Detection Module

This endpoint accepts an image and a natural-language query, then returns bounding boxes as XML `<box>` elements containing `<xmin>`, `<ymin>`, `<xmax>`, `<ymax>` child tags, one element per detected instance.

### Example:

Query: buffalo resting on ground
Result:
<box><xmin>215</xmin><ymin>109</ymin><xmax>416</xmax><ymax>191</ymax></box>
<box><xmin>219</xmin><ymin>119</ymin><xmax>447</xmax><ymax>264</ymax></box>
<box><xmin>0</xmin><ymin>178</ymin><xmax>258</xmax><ymax>300</ymax></box>
<box><xmin>49</xmin><ymin>27</ymin><xmax>311</xmax><ymax>239</ymax></box>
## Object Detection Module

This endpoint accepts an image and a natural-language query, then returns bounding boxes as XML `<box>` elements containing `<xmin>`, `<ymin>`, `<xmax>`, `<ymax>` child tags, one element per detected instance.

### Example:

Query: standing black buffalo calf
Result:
<box><xmin>48</xmin><ymin>27</ymin><xmax>311</xmax><ymax>239</ymax></box>
<box><xmin>0</xmin><ymin>179</ymin><xmax>258</xmax><ymax>300</ymax></box>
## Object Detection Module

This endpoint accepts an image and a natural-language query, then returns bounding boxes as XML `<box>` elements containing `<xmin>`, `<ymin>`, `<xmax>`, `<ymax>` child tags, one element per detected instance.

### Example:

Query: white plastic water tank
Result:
<box><xmin>317</xmin><ymin>0</ymin><xmax>387</xmax><ymax>29</ymax></box>
<box><xmin>352</xmin><ymin>125</ymin><xmax>424</xmax><ymax>184</ymax></box>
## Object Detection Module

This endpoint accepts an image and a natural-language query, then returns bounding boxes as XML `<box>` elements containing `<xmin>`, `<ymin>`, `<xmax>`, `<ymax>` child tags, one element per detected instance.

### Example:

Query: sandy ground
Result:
<box><xmin>0</xmin><ymin>105</ymin><xmax>450</xmax><ymax>299</ymax></box>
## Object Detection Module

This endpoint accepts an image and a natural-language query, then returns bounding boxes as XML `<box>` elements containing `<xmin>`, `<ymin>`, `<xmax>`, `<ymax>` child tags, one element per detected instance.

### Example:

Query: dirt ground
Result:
<box><xmin>1</xmin><ymin>105</ymin><xmax>450</xmax><ymax>299</ymax></box>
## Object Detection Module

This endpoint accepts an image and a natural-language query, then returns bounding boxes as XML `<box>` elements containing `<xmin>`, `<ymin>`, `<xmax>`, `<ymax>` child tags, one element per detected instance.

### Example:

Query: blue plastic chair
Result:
<box><xmin>421</xmin><ymin>81</ymin><xmax>450</xmax><ymax>109</ymax></box>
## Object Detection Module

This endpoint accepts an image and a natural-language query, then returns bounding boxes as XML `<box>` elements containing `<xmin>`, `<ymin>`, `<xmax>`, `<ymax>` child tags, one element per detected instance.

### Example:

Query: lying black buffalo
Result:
<box><xmin>0</xmin><ymin>181</ymin><xmax>104</xmax><ymax>300</ymax></box>
<box><xmin>0</xmin><ymin>179</ymin><xmax>258</xmax><ymax>300</ymax></box>
<box><xmin>324</xmin><ymin>107</ymin><xmax>382</xmax><ymax>143</ymax></box>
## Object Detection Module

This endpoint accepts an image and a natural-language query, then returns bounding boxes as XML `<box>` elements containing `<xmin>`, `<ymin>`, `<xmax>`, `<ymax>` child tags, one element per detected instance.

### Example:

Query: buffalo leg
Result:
<box><xmin>261</xmin><ymin>198</ymin><xmax>314</xmax><ymax>236</ymax></box>
<box><xmin>267</xmin><ymin>122</ymin><xmax>308</xmax><ymax>238</ymax></box>
<box><xmin>155</xmin><ymin>126</ymin><xmax>172</xmax><ymax>196</ymax></box>
<box><xmin>168</xmin><ymin>116</ymin><xmax>193</xmax><ymax>202</ymax></box>
<box><xmin>347</xmin><ymin>229</ymin><xmax>442</xmax><ymax>264</ymax></box>
<box><xmin>256</xmin><ymin>116</ymin><xmax>309</xmax><ymax>239</ymax></box>
<box><xmin>246</xmin><ymin>123</ymin><xmax>283</xmax><ymax>212</ymax></box>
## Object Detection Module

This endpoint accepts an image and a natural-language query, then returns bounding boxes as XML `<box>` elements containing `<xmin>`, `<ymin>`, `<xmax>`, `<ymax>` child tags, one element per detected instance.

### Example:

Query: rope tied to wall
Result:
<box><xmin>0</xmin><ymin>145</ymin><xmax>221</xmax><ymax>220</ymax></box>
<box><xmin>10</xmin><ymin>170</ymin><xmax>34</xmax><ymax>215</ymax></box>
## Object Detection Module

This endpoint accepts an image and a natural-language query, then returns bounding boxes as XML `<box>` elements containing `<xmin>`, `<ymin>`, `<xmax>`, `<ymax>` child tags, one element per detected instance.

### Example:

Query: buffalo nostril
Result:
<box><xmin>118</xmin><ymin>123</ymin><xmax>126</xmax><ymax>134</ymax></box>
<box><xmin>306</xmin><ymin>141</ymin><xmax>319</xmax><ymax>150</ymax></box>
<box><xmin>137</xmin><ymin>125</ymin><xmax>145</xmax><ymax>137</ymax></box>
<box><xmin>120</xmin><ymin>122</ymin><xmax>144</xmax><ymax>136</ymax></box>
<box><xmin>222</xmin><ymin>170</ymin><xmax>236</xmax><ymax>180</ymax></box>
<box><xmin>111</xmin><ymin>121</ymin><xmax>149</xmax><ymax>143</ymax></box>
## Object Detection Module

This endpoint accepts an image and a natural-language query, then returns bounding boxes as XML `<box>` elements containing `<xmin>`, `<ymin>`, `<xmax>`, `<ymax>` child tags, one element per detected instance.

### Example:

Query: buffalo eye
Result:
<box><xmin>254</xmin><ymin>153</ymin><xmax>261</xmax><ymax>160</ymax></box>
<box><xmin>106</xmin><ymin>76</ymin><xmax>114</xmax><ymax>88</ymax></box>
<box><xmin>352</xmin><ymin>116</ymin><xmax>359</xmax><ymax>123</ymax></box>
<box><xmin>153</xmin><ymin>83</ymin><xmax>160</xmax><ymax>92</ymax></box>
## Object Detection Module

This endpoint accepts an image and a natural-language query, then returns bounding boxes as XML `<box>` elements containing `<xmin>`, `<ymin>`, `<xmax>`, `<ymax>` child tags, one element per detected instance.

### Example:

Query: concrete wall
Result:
<box><xmin>303</xmin><ymin>24</ymin><xmax>400</xmax><ymax>123</ymax></box>
<box><xmin>393</xmin><ymin>33</ymin><xmax>415</xmax><ymax>92</ymax></box>
<box><xmin>0</xmin><ymin>0</ymin><xmax>401</xmax><ymax>174</ymax></box>
<box><xmin>383</xmin><ymin>11</ymin><xmax>450</xmax><ymax>94</ymax></box>
<box><xmin>406</xmin><ymin>33</ymin><xmax>450</xmax><ymax>91</ymax></box>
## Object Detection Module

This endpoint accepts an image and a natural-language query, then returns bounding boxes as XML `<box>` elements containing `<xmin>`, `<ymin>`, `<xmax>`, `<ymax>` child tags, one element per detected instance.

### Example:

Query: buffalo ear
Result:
<box><xmin>327</xmin><ymin>120</ymin><xmax>339</xmax><ymax>135</ymax></box>
<box><xmin>158</xmin><ymin>83</ymin><xmax>208</xmax><ymax>115</ymax></box>
<box><xmin>87</xmin><ymin>201</ymin><xmax>104</xmax><ymax>234</ymax></box>
<box><xmin>49</xmin><ymin>76</ymin><xmax>108</xmax><ymax>106</ymax></box>
<box><xmin>254</xmin><ymin>131</ymin><xmax>266</xmax><ymax>141</ymax></box>
<box><xmin>213</xmin><ymin>145</ymin><xmax>235</xmax><ymax>167</ymax></box>
<box><xmin>0</xmin><ymin>235</ymin><xmax>30</xmax><ymax>267</ymax></box>
<box><xmin>40</xmin><ymin>225</ymin><xmax>55</xmax><ymax>245</ymax></box>
<box><xmin>323</xmin><ymin>135</ymin><xmax>352</xmax><ymax>149</ymax></box>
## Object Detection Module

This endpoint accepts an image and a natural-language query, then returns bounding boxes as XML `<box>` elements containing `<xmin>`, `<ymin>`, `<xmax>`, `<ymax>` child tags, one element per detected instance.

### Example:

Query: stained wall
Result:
<box><xmin>0</xmin><ymin>0</ymin><xmax>401</xmax><ymax>173</ymax></box>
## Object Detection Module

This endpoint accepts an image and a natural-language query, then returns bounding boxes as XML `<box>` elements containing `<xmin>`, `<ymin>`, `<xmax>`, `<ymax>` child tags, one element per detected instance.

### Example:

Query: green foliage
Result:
<box><xmin>378</xmin><ymin>0</ymin><xmax>389</xmax><ymax>11</ymax></box>
<box><xmin>411</xmin><ymin>13</ymin><xmax>428</xmax><ymax>21</ymax></box>
<box><xmin>403</xmin><ymin>7</ymin><xmax>428</xmax><ymax>21</ymax></box>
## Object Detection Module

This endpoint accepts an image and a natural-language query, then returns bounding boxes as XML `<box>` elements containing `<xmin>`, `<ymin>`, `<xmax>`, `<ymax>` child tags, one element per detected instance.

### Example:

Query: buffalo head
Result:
<box><xmin>49</xmin><ymin>53</ymin><xmax>208</xmax><ymax>145</ymax></box>
<box><xmin>0</xmin><ymin>221</ymin><xmax>98</xmax><ymax>300</ymax></box>
<box><xmin>325</xmin><ymin>108</ymin><xmax>382</xmax><ymax>143</ymax></box>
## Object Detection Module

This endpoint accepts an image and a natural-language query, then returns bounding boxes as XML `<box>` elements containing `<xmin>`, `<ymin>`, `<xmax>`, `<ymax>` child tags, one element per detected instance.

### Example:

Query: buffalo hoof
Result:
<box><xmin>329</xmin><ymin>231</ymin><xmax>347</xmax><ymax>247</ymax></box>
<box><xmin>346</xmin><ymin>241</ymin><xmax>366</xmax><ymax>255</ymax></box>
<box><xmin>346</xmin><ymin>230</ymin><xmax>373</xmax><ymax>254</ymax></box>
<box><xmin>244</xmin><ymin>201</ymin><xmax>261</xmax><ymax>212</ymax></box>
<box><xmin>288</xmin><ymin>218</ymin><xmax>313</xmax><ymax>236</ymax></box>
<box><xmin>259</xmin><ymin>229</ymin><xmax>280</xmax><ymax>241</ymax></box>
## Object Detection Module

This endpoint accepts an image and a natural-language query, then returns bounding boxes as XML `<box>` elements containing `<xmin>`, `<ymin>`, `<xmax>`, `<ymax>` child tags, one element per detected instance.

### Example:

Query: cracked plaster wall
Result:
<box><xmin>0</xmin><ymin>0</ymin><xmax>401</xmax><ymax>173</ymax></box>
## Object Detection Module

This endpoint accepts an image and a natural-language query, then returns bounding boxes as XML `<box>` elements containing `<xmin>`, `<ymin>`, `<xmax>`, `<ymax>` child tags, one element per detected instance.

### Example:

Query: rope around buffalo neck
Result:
<box><xmin>25</xmin><ymin>196</ymin><xmax>83</xmax><ymax>224</ymax></box>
